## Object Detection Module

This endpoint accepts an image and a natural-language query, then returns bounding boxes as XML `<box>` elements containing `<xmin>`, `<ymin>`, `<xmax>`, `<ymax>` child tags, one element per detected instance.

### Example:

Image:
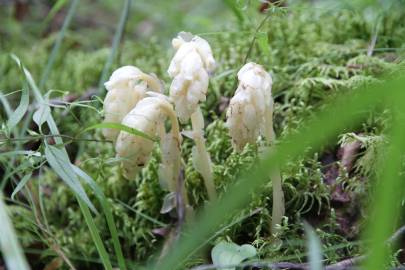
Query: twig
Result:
<box><xmin>325</xmin><ymin>256</ymin><xmax>366</xmax><ymax>270</ymax></box>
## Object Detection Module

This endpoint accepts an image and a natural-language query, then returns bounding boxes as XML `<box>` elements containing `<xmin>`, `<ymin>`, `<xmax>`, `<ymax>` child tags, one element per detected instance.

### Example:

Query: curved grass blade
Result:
<box><xmin>0</xmin><ymin>90</ymin><xmax>13</xmax><ymax>116</ymax></box>
<box><xmin>72</xmin><ymin>165</ymin><xmax>127</xmax><ymax>270</ymax></box>
<box><xmin>304</xmin><ymin>223</ymin><xmax>323</xmax><ymax>270</ymax></box>
<box><xmin>80</xmin><ymin>122</ymin><xmax>157</xmax><ymax>142</ymax></box>
<box><xmin>11</xmin><ymin>172</ymin><xmax>33</xmax><ymax>200</ymax></box>
<box><xmin>41</xmin><ymin>0</ymin><xmax>69</xmax><ymax>30</ymax></box>
<box><xmin>97</xmin><ymin>0</ymin><xmax>131</xmax><ymax>94</ymax></box>
<box><xmin>152</xmin><ymin>75</ymin><xmax>404</xmax><ymax>269</ymax></box>
<box><xmin>363</xmin><ymin>87</ymin><xmax>405</xmax><ymax>270</ymax></box>
<box><xmin>0</xmin><ymin>192</ymin><xmax>30</xmax><ymax>270</ymax></box>
<box><xmin>77</xmin><ymin>198</ymin><xmax>113</xmax><ymax>270</ymax></box>
<box><xmin>39</xmin><ymin>0</ymin><xmax>80</xmax><ymax>89</ymax></box>
<box><xmin>7</xmin><ymin>86</ymin><xmax>29</xmax><ymax>131</ymax></box>
<box><xmin>44</xmin><ymin>144</ymin><xmax>96</xmax><ymax>213</ymax></box>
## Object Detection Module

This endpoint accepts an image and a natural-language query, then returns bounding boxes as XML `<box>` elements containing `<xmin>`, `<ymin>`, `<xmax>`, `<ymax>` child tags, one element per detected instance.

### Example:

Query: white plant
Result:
<box><xmin>168</xmin><ymin>32</ymin><xmax>217</xmax><ymax>200</ymax></box>
<box><xmin>115</xmin><ymin>94</ymin><xmax>179</xmax><ymax>180</ymax></box>
<box><xmin>103</xmin><ymin>65</ymin><xmax>162</xmax><ymax>141</ymax></box>
<box><xmin>226</xmin><ymin>62</ymin><xmax>284</xmax><ymax>235</ymax></box>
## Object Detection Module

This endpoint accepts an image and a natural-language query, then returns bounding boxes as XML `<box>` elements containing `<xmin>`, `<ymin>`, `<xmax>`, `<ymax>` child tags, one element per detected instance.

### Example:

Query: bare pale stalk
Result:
<box><xmin>265</xmin><ymin>104</ymin><xmax>285</xmax><ymax>235</ymax></box>
<box><xmin>190</xmin><ymin>107</ymin><xmax>217</xmax><ymax>200</ymax></box>
<box><xmin>160</xmin><ymin>103</ymin><xmax>192</xmax><ymax>213</ymax></box>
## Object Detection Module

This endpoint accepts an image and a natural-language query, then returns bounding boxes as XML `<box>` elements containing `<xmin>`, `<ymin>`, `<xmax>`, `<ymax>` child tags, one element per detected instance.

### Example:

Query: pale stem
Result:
<box><xmin>161</xmin><ymin>104</ymin><xmax>191</xmax><ymax>208</ymax></box>
<box><xmin>190</xmin><ymin>107</ymin><xmax>217</xmax><ymax>201</ymax></box>
<box><xmin>265</xmin><ymin>106</ymin><xmax>285</xmax><ymax>235</ymax></box>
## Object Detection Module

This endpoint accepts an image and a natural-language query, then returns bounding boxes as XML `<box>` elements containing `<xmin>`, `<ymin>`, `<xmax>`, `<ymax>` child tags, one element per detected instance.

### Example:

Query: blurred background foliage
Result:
<box><xmin>1</xmin><ymin>0</ymin><xmax>405</xmax><ymax>269</ymax></box>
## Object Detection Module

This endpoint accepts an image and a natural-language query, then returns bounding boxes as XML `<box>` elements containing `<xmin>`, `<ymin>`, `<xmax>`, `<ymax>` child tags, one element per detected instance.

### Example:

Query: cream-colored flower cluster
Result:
<box><xmin>103</xmin><ymin>66</ymin><xmax>162</xmax><ymax>141</ymax></box>
<box><xmin>168</xmin><ymin>32</ymin><xmax>216</xmax><ymax>122</ymax></box>
<box><xmin>115</xmin><ymin>95</ymin><xmax>180</xmax><ymax>179</ymax></box>
<box><xmin>226</xmin><ymin>62</ymin><xmax>274</xmax><ymax>152</ymax></box>
<box><xmin>101</xmin><ymin>32</ymin><xmax>281</xmax><ymax>225</ymax></box>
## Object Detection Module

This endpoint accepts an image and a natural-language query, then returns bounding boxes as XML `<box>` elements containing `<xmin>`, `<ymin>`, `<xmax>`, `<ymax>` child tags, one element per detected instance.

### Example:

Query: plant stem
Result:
<box><xmin>265</xmin><ymin>104</ymin><xmax>285</xmax><ymax>235</ymax></box>
<box><xmin>161</xmin><ymin>104</ymin><xmax>192</xmax><ymax>217</ymax></box>
<box><xmin>190</xmin><ymin>107</ymin><xmax>217</xmax><ymax>201</ymax></box>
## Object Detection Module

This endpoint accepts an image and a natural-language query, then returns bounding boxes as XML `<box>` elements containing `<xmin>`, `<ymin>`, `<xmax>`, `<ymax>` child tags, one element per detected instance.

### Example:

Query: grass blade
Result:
<box><xmin>152</xmin><ymin>75</ymin><xmax>404</xmax><ymax>269</ymax></box>
<box><xmin>363</xmin><ymin>86</ymin><xmax>405</xmax><ymax>270</ymax></box>
<box><xmin>11</xmin><ymin>172</ymin><xmax>33</xmax><ymax>200</ymax></box>
<box><xmin>42</xmin><ymin>0</ymin><xmax>69</xmax><ymax>30</ymax></box>
<box><xmin>77</xmin><ymin>198</ymin><xmax>113</xmax><ymax>270</ymax></box>
<box><xmin>72</xmin><ymin>165</ymin><xmax>127</xmax><ymax>270</ymax></box>
<box><xmin>0</xmin><ymin>192</ymin><xmax>30</xmax><ymax>270</ymax></box>
<box><xmin>0</xmin><ymin>90</ymin><xmax>13</xmax><ymax>116</ymax></box>
<box><xmin>97</xmin><ymin>0</ymin><xmax>131</xmax><ymax>94</ymax></box>
<box><xmin>304</xmin><ymin>223</ymin><xmax>323</xmax><ymax>270</ymax></box>
<box><xmin>7</xmin><ymin>86</ymin><xmax>29</xmax><ymax>131</ymax></box>
<box><xmin>222</xmin><ymin>0</ymin><xmax>245</xmax><ymax>26</ymax></box>
<box><xmin>39</xmin><ymin>0</ymin><xmax>80</xmax><ymax>89</ymax></box>
<box><xmin>80</xmin><ymin>122</ymin><xmax>158</xmax><ymax>142</ymax></box>
<box><xmin>44</xmin><ymin>144</ymin><xmax>96</xmax><ymax>213</ymax></box>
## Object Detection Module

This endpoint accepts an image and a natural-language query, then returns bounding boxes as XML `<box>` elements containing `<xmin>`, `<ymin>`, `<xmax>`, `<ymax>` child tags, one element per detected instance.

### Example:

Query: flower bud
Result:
<box><xmin>115</xmin><ymin>96</ymin><xmax>179</xmax><ymax>179</ymax></box>
<box><xmin>226</xmin><ymin>62</ymin><xmax>274</xmax><ymax>151</ymax></box>
<box><xmin>168</xmin><ymin>32</ymin><xmax>215</xmax><ymax>121</ymax></box>
<box><xmin>103</xmin><ymin>66</ymin><xmax>162</xmax><ymax>141</ymax></box>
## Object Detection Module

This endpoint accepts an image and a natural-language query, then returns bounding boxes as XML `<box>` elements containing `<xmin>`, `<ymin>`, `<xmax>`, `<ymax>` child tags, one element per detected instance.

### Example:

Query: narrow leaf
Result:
<box><xmin>33</xmin><ymin>104</ymin><xmax>51</xmax><ymax>128</ymax></box>
<box><xmin>7</xmin><ymin>87</ymin><xmax>29</xmax><ymax>131</ymax></box>
<box><xmin>98</xmin><ymin>0</ymin><xmax>131</xmax><ymax>94</ymax></box>
<box><xmin>11</xmin><ymin>172</ymin><xmax>33</xmax><ymax>200</ymax></box>
<box><xmin>304</xmin><ymin>223</ymin><xmax>323</xmax><ymax>270</ymax></box>
<box><xmin>0</xmin><ymin>193</ymin><xmax>30</xmax><ymax>270</ymax></box>
<box><xmin>44</xmin><ymin>144</ymin><xmax>96</xmax><ymax>213</ymax></box>
<box><xmin>72</xmin><ymin>165</ymin><xmax>127</xmax><ymax>270</ymax></box>
<box><xmin>81</xmin><ymin>122</ymin><xmax>157</xmax><ymax>142</ymax></box>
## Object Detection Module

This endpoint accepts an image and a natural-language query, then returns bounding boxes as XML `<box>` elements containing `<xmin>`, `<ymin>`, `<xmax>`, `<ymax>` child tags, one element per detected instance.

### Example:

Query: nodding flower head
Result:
<box><xmin>103</xmin><ymin>65</ymin><xmax>162</xmax><ymax>141</ymax></box>
<box><xmin>115</xmin><ymin>95</ymin><xmax>180</xmax><ymax>179</ymax></box>
<box><xmin>226</xmin><ymin>62</ymin><xmax>274</xmax><ymax>152</ymax></box>
<box><xmin>168</xmin><ymin>32</ymin><xmax>216</xmax><ymax>122</ymax></box>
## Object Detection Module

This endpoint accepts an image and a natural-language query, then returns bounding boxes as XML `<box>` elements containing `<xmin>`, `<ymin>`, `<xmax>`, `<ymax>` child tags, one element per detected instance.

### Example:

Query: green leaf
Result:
<box><xmin>81</xmin><ymin>122</ymin><xmax>157</xmax><ymax>142</ymax></box>
<box><xmin>44</xmin><ymin>144</ymin><xmax>96</xmax><ymax>213</ymax></box>
<box><xmin>32</xmin><ymin>103</ymin><xmax>51</xmax><ymax>128</ymax></box>
<box><xmin>72</xmin><ymin>165</ymin><xmax>127</xmax><ymax>270</ymax></box>
<box><xmin>39</xmin><ymin>0</ymin><xmax>79</xmax><ymax>88</ymax></box>
<box><xmin>211</xmin><ymin>241</ymin><xmax>256</xmax><ymax>270</ymax></box>
<box><xmin>7</xmin><ymin>87</ymin><xmax>29</xmax><ymax>131</ymax></box>
<box><xmin>42</xmin><ymin>0</ymin><xmax>68</xmax><ymax>28</ymax></box>
<box><xmin>0</xmin><ymin>90</ymin><xmax>13</xmax><ymax>116</ymax></box>
<box><xmin>77</xmin><ymin>198</ymin><xmax>113</xmax><ymax>270</ymax></box>
<box><xmin>304</xmin><ymin>223</ymin><xmax>323</xmax><ymax>270</ymax></box>
<box><xmin>11</xmin><ymin>172</ymin><xmax>32</xmax><ymax>200</ymax></box>
<box><xmin>0</xmin><ymin>193</ymin><xmax>30</xmax><ymax>270</ymax></box>
<box><xmin>98</xmin><ymin>0</ymin><xmax>131</xmax><ymax>94</ymax></box>
<box><xmin>0</xmin><ymin>151</ymin><xmax>41</xmax><ymax>158</ymax></box>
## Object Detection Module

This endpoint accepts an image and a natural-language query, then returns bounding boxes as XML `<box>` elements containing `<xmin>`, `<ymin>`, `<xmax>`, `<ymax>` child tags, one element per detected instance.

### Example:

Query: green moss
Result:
<box><xmin>4</xmin><ymin>4</ymin><xmax>405</xmax><ymax>268</ymax></box>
